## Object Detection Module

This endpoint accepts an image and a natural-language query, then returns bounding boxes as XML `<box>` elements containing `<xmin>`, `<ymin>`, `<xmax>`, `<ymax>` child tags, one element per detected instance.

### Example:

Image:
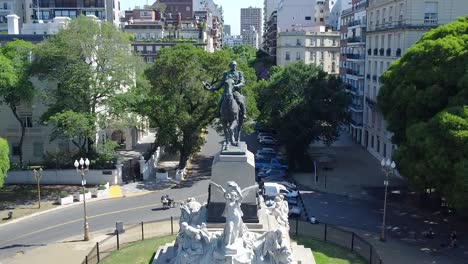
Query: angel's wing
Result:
<box><xmin>241</xmin><ymin>184</ymin><xmax>258</xmax><ymax>198</ymax></box>
<box><xmin>210</xmin><ymin>181</ymin><xmax>226</xmax><ymax>194</ymax></box>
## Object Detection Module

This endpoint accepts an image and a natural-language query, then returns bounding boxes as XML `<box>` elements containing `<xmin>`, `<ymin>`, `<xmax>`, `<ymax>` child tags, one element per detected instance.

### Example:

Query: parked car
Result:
<box><xmin>263</xmin><ymin>182</ymin><xmax>299</xmax><ymax>200</ymax></box>
<box><xmin>256</xmin><ymin>158</ymin><xmax>289</xmax><ymax>171</ymax></box>
<box><xmin>260</xmin><ymin>177</ymin><xmax>297</xmax><ymax>191</ymax></box>
<box><xmin>257</xmin><ymin>133</ymin><xmax>274</xmax><ymax>142</ymax></box>
<box><xmin>259</xmin><ymin>136</ymin><xmax>278</xmax><ymax>145</ymax></box>
<box><xmin>257</xmin><ymin>168</ymin><xmax>287</xmax><ymax>179</ymax></box>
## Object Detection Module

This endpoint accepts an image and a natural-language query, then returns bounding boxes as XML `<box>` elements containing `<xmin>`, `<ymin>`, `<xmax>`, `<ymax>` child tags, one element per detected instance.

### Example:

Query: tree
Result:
<box><xmin>0</xmin><ymin>40</ymin><xmax>35</xmax><ymax>167</ymax></box>
<box><xmin>378</xmin><ymin>17</ymin><xmax>468</xmax><ymax>210</ymax></box>
<box><xmin>32</xmin><ymin>16</ymin><xmax>143</xmax><ymax>155</ymax></box>
<box><xmin>258</xmin><ymin>62</ymin><xmax>351</xmax><ymax>167</ymax></box>
<box><xmin>0</xmin><ymin>137</ymin><xmax>9</xmax><ymax>188</ymax></box>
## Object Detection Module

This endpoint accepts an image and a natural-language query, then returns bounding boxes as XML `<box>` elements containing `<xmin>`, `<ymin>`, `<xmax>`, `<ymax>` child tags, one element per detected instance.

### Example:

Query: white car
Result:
<box><xmin>257</xmin><ymin>133</ymin><xmax>273</xmax><ymax>142</ymax></box>
<box><xmin>263</xmin><ymin>182</ymin><xmax>299</xmax><ymax>199</ymax></box>
<box><xmin>255</xmin><ymin>148</ymin><xmax>277</xmax><ymax>159</ymax></box>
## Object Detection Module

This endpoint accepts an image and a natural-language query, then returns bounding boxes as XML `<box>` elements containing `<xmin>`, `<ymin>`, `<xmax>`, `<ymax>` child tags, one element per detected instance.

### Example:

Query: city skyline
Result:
<box><xmin>121</xmin><ymin>0</ymin><xmax>263</xmax><ymax>35</ymax></box>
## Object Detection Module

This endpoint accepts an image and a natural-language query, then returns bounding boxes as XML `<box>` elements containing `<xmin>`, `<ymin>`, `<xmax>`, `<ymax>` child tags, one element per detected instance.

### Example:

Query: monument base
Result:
<box><xmin>207</xmin><ymin>202</ymin><xmax>259</xmax><ymax>223</ymax></box>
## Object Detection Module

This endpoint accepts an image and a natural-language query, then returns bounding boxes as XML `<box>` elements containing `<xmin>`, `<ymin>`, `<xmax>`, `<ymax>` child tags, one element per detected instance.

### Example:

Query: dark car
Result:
<box><xmin>257</xmin><ymin>168</ymin><xmax>287</xmax><ymax>179</ymax></box>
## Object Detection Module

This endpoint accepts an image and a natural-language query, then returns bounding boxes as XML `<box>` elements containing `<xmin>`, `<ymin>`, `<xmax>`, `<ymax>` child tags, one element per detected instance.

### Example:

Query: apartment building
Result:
<box><xmin>340</xmin><ymin>0</ymin><xmax>367</xmax><ymax>144</ymax></box>
<box><xmin>0</xmin><ymin>0</ymin><xmax>22</xmax><ymax>31</ymax></box>
<box><xmin>277</xmin><ymin>26</ymin><xmax>340</xmax><ymax>75</ymax></box>
<box><xmin>363</xmin><ymin>0</ymin><xmax>468</xmax><ymax>160</ymax></box>
<box><xmin>223</xmin><ymin>35</ymin><xmax>244</xmax><ymax>47</ymax></box>
<box><xmin>241</xmin><ymin>7</ymin><xmax>262</xmax><ymax>48</ymax></box>
<box><xmin>22</xmin><ymin>0</ymin><xmax>120</xmax><ymax>26</ymax></box>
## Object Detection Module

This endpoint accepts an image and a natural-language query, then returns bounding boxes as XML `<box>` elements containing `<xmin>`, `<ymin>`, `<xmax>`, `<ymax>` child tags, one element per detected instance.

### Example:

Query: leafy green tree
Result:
<box><xmin>258</xmin><ymin>62</ymin><xmax>351</xmax><ymax>167</ymax></box>
<box><xmin>0</xmin><ymin>40</ymin><xmax>35</xmax><ymax>167</ymax></box>
<box><xmin>378</xmin><ymin>17</ymin><xmax>468</xmax><ymax>210</ymax></box>
<box><xmin>32</xmin><ymin>16</ymin><xmax>143</xmax><ymax>154</ymax></box>
<box><xmin>0</xmin><ymin>137</ymin><xmax>9</xmax><ymax>188</ymax></box>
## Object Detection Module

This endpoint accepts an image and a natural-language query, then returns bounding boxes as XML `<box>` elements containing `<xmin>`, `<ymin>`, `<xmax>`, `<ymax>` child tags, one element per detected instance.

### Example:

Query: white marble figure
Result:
<box><xmin>258</xmin><ymin>227</ymin><xmax>296</xmax><ymax>264</ymax></box>
<box><xmin>267</xmin><ymin>195</ymin><xmax>289</xmax><ymax>229</ymax></box>
<box><xmin>210</xmin><ymin>181</ymin><xmax>258</xmax><ymax>246</ymax></box>
<box><xmin>179</xmin><ymin>197</ymin><xmax>202</xmax><ymax>228</ymax></box>
<box><xmin>175</xmin><ymin>222</ymin><xmax>212</xmax><ymax>264</ymax></box>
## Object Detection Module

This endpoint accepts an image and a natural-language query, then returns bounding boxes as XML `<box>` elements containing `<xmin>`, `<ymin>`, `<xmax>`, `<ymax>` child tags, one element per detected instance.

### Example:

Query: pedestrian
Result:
<box><xmin>449</xmin><ymin>231</ymin><xmax>457</xmax><ymax>248</ymax></box>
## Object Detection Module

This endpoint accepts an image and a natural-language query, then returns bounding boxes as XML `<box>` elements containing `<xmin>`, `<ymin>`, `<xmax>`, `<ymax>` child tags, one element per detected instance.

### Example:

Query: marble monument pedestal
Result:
<box><xmin>207</xmin><ymin>141</ymin><xmax>259</xmax><ymax>223</ymax></box>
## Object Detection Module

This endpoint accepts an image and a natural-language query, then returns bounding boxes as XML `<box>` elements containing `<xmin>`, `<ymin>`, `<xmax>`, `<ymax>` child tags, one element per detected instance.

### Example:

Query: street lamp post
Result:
<box><xmin>33</xmin><ymin>168</ymin><xmax>43</xmax><ymax>209</ymax></box>
<box><xmin>74</xmin><ymin>157</ymin><xmax>90</xmax><ymax>241</ymax></box>
<box><xmin>380</xmin><ymin>158</ymin><xmax>396</xmax><ymax>242</ymax></box>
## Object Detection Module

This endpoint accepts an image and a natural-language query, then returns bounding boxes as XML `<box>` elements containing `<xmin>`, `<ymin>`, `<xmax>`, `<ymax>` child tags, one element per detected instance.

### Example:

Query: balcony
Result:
<box><xmin>346</xmin><ymin>53</ymin><xmax>365</xmax><ymax>60</ymax></box>
<box><xmin>346</xmin><ymin>69</ymin><xmax>364</xmax><ymax>76</ymax></box>
<box><xmin>347</xmin><ymin>36</ymin><xmax>365</xmax><ymax>43</ymax></box>
<box><xmin>367</xmin><ymin>20</ymin><xmax>441</xmax><ymax>32</ymax></box>
<box><xmin>348</xmin><ymin>18</ymin><xmax>367</xmax><ymax>28</ymax></box>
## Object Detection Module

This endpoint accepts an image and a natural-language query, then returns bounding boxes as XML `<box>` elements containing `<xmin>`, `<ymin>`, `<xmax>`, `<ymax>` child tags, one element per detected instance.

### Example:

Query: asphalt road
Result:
<box><xmin>0</xmin><ymin>127</ymin><xmax>224</xmax><ymax>259</ymax></box>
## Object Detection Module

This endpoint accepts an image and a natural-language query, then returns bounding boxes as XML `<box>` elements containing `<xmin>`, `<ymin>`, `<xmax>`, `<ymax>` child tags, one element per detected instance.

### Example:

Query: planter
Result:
<box><xmin>96</xmin><ymin>189</ymin><xmax>109</xmax><ymax>198</ymax></box>
<box><xmin>76</xmin><ymin>192</ymin><xmax>92</xmax><ymax>202</ymax></box>
<box><xmin>60</xmin><ymin>195</ymin><xmax>74</xmax><ymax>205</ymax></box>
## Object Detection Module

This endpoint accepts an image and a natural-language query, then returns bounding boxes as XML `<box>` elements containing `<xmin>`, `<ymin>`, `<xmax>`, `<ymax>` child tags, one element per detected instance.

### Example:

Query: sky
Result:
<box><xmin>121</xmin><ymin>0</ymin><xmax>264</xmax><ymax>35</ymax></box>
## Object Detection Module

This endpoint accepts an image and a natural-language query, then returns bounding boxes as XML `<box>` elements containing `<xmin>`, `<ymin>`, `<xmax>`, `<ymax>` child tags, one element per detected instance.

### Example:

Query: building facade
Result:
<box><xmin>241</xmin><ymin>6</ymin><xmax>262</xmax><ymax>48</ymax></box>
<box><xmin>340</xmin><ymin>0</ymin><xmax>367</xmax><ymax>144</ymax></box>
<box><xmin>223</xmin><ymin>35</ymin><xmax>244</xmax><ymax>47</ymax></box>
<box><xmin>363</xmin><ymin>0</ymin><xmax>468</xmax><ymax>160</ymax></box>
<box><xmin>277</xmin><ymin>26</ymin><xmax>340</xmax><ymax>75</ymax></box>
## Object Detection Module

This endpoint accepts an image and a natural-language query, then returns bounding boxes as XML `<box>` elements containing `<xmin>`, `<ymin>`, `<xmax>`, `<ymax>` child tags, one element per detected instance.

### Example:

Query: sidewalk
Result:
<box><xmin>293</xmin><ymin>131</ymin><xmax>468</xmax><ymax>263</ymax></box>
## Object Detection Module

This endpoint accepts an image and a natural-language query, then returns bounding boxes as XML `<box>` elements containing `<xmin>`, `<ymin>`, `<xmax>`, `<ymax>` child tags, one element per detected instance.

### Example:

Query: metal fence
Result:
<box><xmin>289</xmin><ymin>219</ymin><xmax>383</xmax><ymax>264</ymax></box>
<box><xmin>82</xmin><ymin>216</ymin><xmax>179</xmax><ymax>264</ymax></box>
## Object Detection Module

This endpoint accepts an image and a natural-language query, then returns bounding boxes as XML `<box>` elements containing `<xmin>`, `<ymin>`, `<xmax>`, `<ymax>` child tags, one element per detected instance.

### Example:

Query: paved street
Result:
<box><xmin>0</xmin><ymin>127</ymin><xmax>223</xmax><ymax>261</ymax></box>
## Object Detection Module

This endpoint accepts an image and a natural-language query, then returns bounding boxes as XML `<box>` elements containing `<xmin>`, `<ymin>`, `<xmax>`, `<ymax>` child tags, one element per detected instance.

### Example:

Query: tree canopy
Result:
<box><xmin>378</xmin><ymin>17</ymin><xmax>468</xmax><ymax>211</ymax></box>
<box><xmin>0</xmin><ymin>40</ymin><xmax>35</xmax><ymax>166</ymax></box>
<box><xmin>258</xmin><ymin>62</ymin><xmax>351</xmax><ymax>167</ymax></box>
<box><xmin>32</xmin><ymin>16</ymin><xmax>144</xmax><ymax>155</ymax></box>
<box><xmin>119</xmin><ymin>44</ymin><xmax>259</xmax><ymax>168</ymax></box>
<box><xmin>0</xmin><ymin>137</ymin><xmax>9</xmax><ymax>188</ymax></box>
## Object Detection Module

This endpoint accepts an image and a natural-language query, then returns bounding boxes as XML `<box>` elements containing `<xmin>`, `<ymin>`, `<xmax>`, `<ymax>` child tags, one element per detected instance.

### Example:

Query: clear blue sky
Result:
<box><xmin>121</xmin><ymin>0</ymin><xmax>264</xmax><ymax>35</ymax></box>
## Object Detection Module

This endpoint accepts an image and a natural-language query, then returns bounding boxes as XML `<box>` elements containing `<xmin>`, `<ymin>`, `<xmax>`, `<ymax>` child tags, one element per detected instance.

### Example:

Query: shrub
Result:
<box><xmin>60</xmin><ymin>191</ymin><xmax>70</xmax><ymax>198</ymax></box>
<box><xmin>0</xmin><ymin>138</ymin><xmax>10</xmax><ymax>188</ymax></box>
<box><xmin>98</xmin><ymin>185</ymin><xmax>107</xmax><ymax>190</ymax></box>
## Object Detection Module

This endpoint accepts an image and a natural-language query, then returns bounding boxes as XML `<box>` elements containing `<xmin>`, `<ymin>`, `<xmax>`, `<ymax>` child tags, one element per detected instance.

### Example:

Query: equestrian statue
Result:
<box><xmin>203</xmin><ymin>61</ymin><xmax>247</xmax><ymax>149</ymax></box>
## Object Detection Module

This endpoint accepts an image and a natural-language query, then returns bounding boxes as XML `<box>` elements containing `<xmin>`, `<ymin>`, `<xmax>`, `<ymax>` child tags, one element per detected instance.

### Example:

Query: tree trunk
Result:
<box><xmin>10</xmin><ymin>106</ymin><xmax>25</xmax><ymax>167</ymax></box>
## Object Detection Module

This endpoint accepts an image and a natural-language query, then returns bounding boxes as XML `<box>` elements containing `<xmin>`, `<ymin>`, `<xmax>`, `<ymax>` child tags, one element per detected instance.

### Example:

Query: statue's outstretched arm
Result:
<box><xmin>210</xmin><ymin>72</ymin><xmax>226</xmax><ymax>91</ymax></box>
<box><xmin>210</xmin><ymin>181</ymin><xmax>226</xmax><ymax>194</ymax></box>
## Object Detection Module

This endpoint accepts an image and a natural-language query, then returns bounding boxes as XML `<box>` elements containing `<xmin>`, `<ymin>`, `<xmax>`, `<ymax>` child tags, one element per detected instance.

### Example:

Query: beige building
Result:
<box><xmin>363</xmin><ymin>0</ymin><xmax>468</xmax><ymax>160</ymax></box>
<box><xmin>277</xmin><ymin>26</ymin><xmax>340</xmax><ymax>75</ymax></box>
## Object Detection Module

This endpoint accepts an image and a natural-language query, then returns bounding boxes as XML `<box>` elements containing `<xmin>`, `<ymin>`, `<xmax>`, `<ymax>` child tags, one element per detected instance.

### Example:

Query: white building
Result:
<box><xmin>277</xmin><ymin>26</ymin><xmax>340</xmax><ymax>75</ymax></box>
<box><xmin>363</xmin><ymin>0</ymin><xmax>468</xmax><ymax>161</ymax></box>
<box><xmin>223</xmin><ymin>35</ymin><xmax>244</xmax><ymax>47</ymax></box>
<box><xmin>277</xmin><ymin>0</ymin><xmax>333</xmax><ymax>33</ymax></box>
<box><xmin>327</xmin><ymin>0</ymin><xmax>352</xmax><ymax>30</ymax></box>
<box><xmin>241</xmin><ymin>7</ymin><xmax>262</xmax><ymax>48</ymax></box>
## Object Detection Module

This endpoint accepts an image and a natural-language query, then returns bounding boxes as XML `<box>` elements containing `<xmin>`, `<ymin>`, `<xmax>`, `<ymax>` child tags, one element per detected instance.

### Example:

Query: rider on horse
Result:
<box><xmin>204</xmin><ymin>61</ymin><xmax>246</xmax><ymax>119</ymax></box>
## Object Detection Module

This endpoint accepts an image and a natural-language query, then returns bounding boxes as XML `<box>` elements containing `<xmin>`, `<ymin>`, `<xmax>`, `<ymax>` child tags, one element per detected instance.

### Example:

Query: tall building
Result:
<box><xmin>277</xmin><ymin>26</ymin><xmax>340</xmax><ymax>75</ymax></box>
<box><xmin>340</xmin><ymin>0</ymin><xmax>367</xmax><ymax>144</ymax></box>
<box><xmin>327</xmin><ymin>0</ymin><xmax>352</xmax><ymax>30</ymax></box>
<box><xmin>277</xmin><ymin>0</ymin><xmax>332</xmax><ymax>32</ymax></box>
<box><xmin>224</xmin><ymin>35</ymin><xmax>244</xmax><ymax>47</ymax></box>
<box><xmin>241</xmin><ymin>6</ymin><xmax>262</xmax><ymax>48</ymax></box>
<box><xmin>363</xmin><ymin>0</ymin><xmax>468</xmax><ymax>160</ymax></box>
<box><xmin>224</xmin><ymin>24</ymin><xmax>231</xmax><ymax>36</ymax></box>
<box><xmin>263</xmin><ymin>0</ymin><xmax>279</xmax><ymax>54</ymax></box>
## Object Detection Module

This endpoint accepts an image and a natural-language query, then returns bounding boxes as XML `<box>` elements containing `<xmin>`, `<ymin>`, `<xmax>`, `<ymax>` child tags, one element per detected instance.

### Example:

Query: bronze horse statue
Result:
<box><xmin>203</xmin><ymin>78</ymin><xmax>245</xmax><ymax>149</ymax></box>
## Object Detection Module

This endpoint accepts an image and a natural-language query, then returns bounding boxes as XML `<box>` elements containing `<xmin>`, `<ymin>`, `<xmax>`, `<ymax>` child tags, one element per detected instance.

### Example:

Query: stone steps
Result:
<box><xmin>152</xmin><ymin>241</ymin><xmax>176</xmax><ymax>264</ymax></box>
<box><xmin>291</xmin><ymin>241</ymin><xmax>316</xmax><ymax>264</ymax></box>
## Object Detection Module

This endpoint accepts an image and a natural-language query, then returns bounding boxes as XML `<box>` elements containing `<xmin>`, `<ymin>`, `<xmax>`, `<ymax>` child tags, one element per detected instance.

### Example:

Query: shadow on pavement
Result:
<box><xmin>172</xmin><ymin>155</ymin><xmax>212</xmax><ymax>190</ymax></box>
<box><xmin>0</xmin><ymin>243</ymin><xmax>46</xmax><ymax>250</ymax></box>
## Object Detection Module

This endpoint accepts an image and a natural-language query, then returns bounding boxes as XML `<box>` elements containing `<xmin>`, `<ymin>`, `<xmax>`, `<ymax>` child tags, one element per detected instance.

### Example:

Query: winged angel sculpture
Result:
<box><xmin>210</xmin><ymin>181</ymin><xmax>258</xmax><ymax>246</ymax></box>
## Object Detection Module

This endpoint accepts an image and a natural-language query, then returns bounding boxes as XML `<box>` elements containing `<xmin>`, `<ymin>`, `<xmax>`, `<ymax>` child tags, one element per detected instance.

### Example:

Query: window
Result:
<box><xmin>424</xmin><ymin>2</ymin><xmax>438</xmax><ymax>24</ymax></box>
<box><xmin>320</xmin><ymin>17</ymin><xmax>324</xmax><ymax>22</ymax></box>
<box><xmin>389</xmin><ymin>6</ymin><xmax>393</xmax><ymax>22</ymax></box>
<box><xmin>296</xmin><ymin>52</ymin><xmax>301</xmax><ymax>61</ymax></box>
<box><xmin>305</xmin><ymin>16</ymin><xmax>311</xmax><ymax>20</ymax></box>
<box><xmin>33</xmin><ymin>142</ymin><xmax>44</xmax><ymax>157</ymax></box>
<box><xmin>371</xmin><ymin>135</ymin><xmax>374</xmax><ymax>148</ymax></box>
<box><xmin>3</xmin><ymin>3</ymin><xmax>7</xmax><ymax>9</ymax></box>
<box><xmin>331</xmin><ymin>62</ymin><xmax>336</xmax><ymax>73</ymax></box>
<box><xmin>20</xmin><ymin>115</ymin><xmax>33</xmax><ymax>128</ymax></box>
<box><xmin>377</xmin><ymin>137</ymin><xmax>380</xmax><ymax>153</ymax></box>
<box><xmin>376</xmin><ymin>10</ymin><xmax>380</xmax><ymax>26</ymax></box>
<box><xmin>12</xmin><ymin>144</ymin><xmax>20</xmax><ymax>156</ymax></box>
<box><xmin>296</xmin><ymin>39</ymin><xmax>301</xmax><ymax>46</ymax></box>
<box><xmin>399</xmin><ymin>3</ymin><xmax>404</xmax><ymax>21</ymax></box>
<box><xmin>146</xmin><ymin>57</ymin><xmax>154</xmax><ymax>63</ymax></box>
<box><xmin>320</xmin><ymin>51</ymin><xmax>324</xmax><ymax>60</ymax></box>
<box><xmin>383</xmin><ymin>143</ymin><xmax>387</xmax><ymax>158</ymax></box>
<box><xmin>285</xmin><ymin>52</ymin><xmax>290</xmax><ymax>61</ymax></box>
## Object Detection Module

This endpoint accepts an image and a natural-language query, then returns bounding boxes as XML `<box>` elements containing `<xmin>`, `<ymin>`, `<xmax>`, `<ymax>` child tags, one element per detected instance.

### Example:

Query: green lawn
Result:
<box><xmin>100</xmin><ymin>235</ymin><xmax>176</xmax><ymax>264</ymax></box>
<box><xmin>293</xmin><ymin>236</ymin><xmax>367</xmax><ymax>264</ymax></box>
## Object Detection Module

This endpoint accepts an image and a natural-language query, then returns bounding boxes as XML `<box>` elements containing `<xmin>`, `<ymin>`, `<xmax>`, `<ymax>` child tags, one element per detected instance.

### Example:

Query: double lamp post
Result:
<box><xmin>380</xmin><ymin>158</ymin><xmax>396</xmax><ymax>242</ymax></box>
<box><xmin>74</xmin><ymin>157</ymin><xmax>90</xmax><ymax>241</ymax></box>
